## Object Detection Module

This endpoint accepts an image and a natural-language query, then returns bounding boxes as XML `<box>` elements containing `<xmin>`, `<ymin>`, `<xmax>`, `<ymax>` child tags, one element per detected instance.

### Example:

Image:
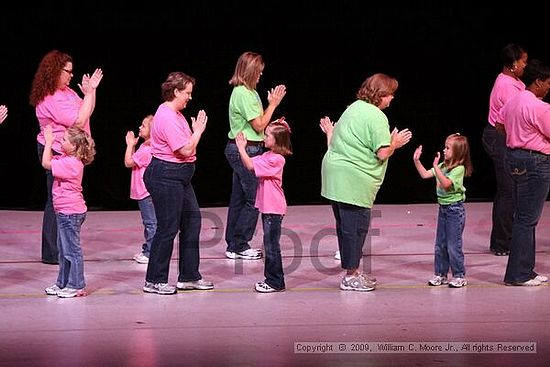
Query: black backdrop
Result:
<box><xmin>1</xmin><ymin>3</ymin><xmax>548</xmax><ymax>210</ymax></box>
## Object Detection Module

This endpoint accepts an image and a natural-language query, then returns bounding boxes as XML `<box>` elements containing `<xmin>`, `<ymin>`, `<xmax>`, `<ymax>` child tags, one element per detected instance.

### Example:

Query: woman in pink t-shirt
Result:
<box><xmin>142</xmin><ymin>72</ymin><xmax>213</xmax><ymax>295</ymax></box>
<box><xmin>482</xmin><ymin>43</ymin><xmax>527</xmax><ymax>256</ymax></box>
<box><xmin>41</xmin><ymin>125</ymin><xmax>96</xmax><ymax>298</ymax></box>
<box><xmin>29</xmin><ymin>50</ymin><xmax>103</xmax><ymax>264</ymax></box>
<box><xmin>502</xmin><ymin>59</ymin><xmax>550</xmax><ymax>287</ymax></box>
<box><xmin>124</xmin><ymin>115</ymin><xmax>156</xmax><ymax>264</ymax></box>
<box><xmin>235</xmin><ymin>118</ymin><xmax>293</xmax><ymax>293</ymax></box>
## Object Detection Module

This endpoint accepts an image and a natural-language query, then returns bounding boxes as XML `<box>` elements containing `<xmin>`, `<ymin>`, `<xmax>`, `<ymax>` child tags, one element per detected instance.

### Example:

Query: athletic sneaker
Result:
<box><xmin>143</xmin><ymin>281</ymin><xmax>176</xmax><ymax>295</ymax></box>
<box><xmin>448</xmin><ymin>277</ymin><xmax>467</xmax><ymax>288</ymax></box>
<box><xmin>334</xmin><ymin>250</ymin><xmax>341</xmax><ymax>260</ymax></box>
<box><xmin>57</xmin><ymin>288</ymin><xmax>87</xmax><ymax>298</ymax></box>
<box><xmin>255</xmin><ymin>281</ymin><xmax>284</xmax><ymax>293</ymax></box>
<box><xmin>177</xmin><ymin>279</ymin><xmax>214</xmax><ymax>291</ymax></box>
<box><xmin>225</xmin><ymin>248</ymin><xmax>262</xmax><ymax>260</ymax></box>
<box><xmin>428</xmin><ymin>275</ymin><xmax>448</xmax><ymax>286</ymax></box>
<box><xmin>340</xmin><ymin>274</ymin><xmax>375</xmax><ymax>292</ymax></box>
<box><xmin>133</xmin><ymin>252</ymin><xmax>149</xmax><ymax>264</ymax></box>
<box><xmin>535</xmin><ymin>275</ymin><xmax>548</xmax><ymax>283</ymax></box>
<box><xmin>45</xmin><ymin>284</ymin><xmax>62</xmax><ymax>296</ymax></box>
<box><xmin>505</xmin><ymin>278</ymin><xmax>542</xmax><ymax>287</ymax></box>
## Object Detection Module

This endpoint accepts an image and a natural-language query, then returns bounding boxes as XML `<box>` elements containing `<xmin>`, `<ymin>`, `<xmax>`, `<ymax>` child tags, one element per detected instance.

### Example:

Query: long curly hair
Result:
<box><xmin>29</xmin><ymin>50</ymin><xmax>72</xmax><ymax>106</ymax></box>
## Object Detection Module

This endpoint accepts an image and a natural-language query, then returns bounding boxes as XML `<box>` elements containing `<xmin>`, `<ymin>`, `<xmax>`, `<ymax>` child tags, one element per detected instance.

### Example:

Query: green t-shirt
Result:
<box><xmin>227</xmin><ymin>85</ymin><xmax>264</xmax><ymax>141</ymax></box>
<box><xmin>430</xmin><ymin>164</ymin><xmax>466</xmax><ymax>205</ymax></box>
<box><xmin>321</xmin><ymin>100</ymin><xmax>391</xmax><ymax>208</ymax></box>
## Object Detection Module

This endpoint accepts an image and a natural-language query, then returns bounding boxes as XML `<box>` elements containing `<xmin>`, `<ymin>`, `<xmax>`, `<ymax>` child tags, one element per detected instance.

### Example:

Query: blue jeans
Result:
<box><xmin>262</xmin><ymin>214</ymin><xmax>285</xmax><ymax>290</ymax></box>
<box><xmin>434</xmin><ymin>202</ymin><xmax>465</xmax><ymax>278</ymax></box>
<box><xmin>504</xmin><ymin>149</ymin><xmax>550</xmax><ymax>283</ymax></box>
<box><xmin>482</xmin><ymin>124</ymin><xmax>514</xmax><ymax>252</ymax></box>
<box><xmin>331</xmin><ymin>201</ymin><xmax>371</xmax><ymax>270</ymax></box>
<box><xmin>138</xmin><ymin>195</ymin><xmax>157</xmax><ymax>257</ymax></box>
<box><xmin>37</xmin><ymin>142</ymin><xmax>60</xmax><ymax>263</ymax></box>
<box><xmin>56</xmin><ymin>212</ymin><xmax>87</xmax><ymax>289</ymax></box>
<box><xmin>144</xmin><ymin>158</ymin><xmax>202</xmax><ymax>284</ymax></box>
<box><xmin>224</xmin><ymin>141</ymin><xmax>263</xmax><ymax>253</ymax></box>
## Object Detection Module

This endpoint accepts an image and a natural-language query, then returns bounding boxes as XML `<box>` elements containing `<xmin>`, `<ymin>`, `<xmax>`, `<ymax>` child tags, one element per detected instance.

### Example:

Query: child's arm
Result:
<box><xmin>235</xmin><ymin>132</ymin><xmax>254</xmax><ymax>171</ymax></box>
<box><xmin>41</xmin><ymin>126</ymin><xmax>54</xmax><ymax>170</ymax></box>
<box><xmin>432</xmin><ymin>152</ymin><xmax>453</xmax><ymax>190</ymax></box>
<box><xmin>124</xmin><ymin>131</ymin><xmax>139</xmax><ymax>168</ymax></box>
<box><xmin>319</xmin><ymin>116</ymin><xmax>334</xmax><ymax>146</ymax></box>
<box><xmin>413</xmin><ymin>145</ymin><xmax>434</xmax><ymax>179</ymax></box>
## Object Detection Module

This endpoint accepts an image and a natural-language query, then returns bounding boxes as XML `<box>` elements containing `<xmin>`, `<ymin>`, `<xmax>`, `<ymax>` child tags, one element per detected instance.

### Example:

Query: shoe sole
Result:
<box><xmin>226</xmin><ymin>254</ymin><xmax>262</xmax><ymax>260</ymax></box>
<box><xmin>143</xmin><ymin>288</ymin><xmax>176</xmax><ymax>295</ymax></box>
<box><xmin>339</xmin><ymin>285</ymin><xmax>375</xmax><ymax>292</ymax></box>
<box><xmin>177</xmin><ymin>286</ymin><xmax>214</xmax><ymax>291</ymax></box>
<box><xmin>57</xmin><ymin>291</ymin><xmax>87</xmax><ymax>298</ymax></box>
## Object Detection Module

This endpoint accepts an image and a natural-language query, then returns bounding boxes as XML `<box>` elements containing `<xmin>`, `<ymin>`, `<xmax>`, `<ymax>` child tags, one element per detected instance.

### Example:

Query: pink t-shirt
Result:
<box><xmin>150</xmin><ymin>103</ymin><xmax>195</xmax><ymax>163</ymax></box>
<box><xmin>130</xmin><ymin>142</ymin><xmax>153</xmax><ymax>200</ymax></box>
<box><xmin>252</xmin><ymin>151</ymin><xmax>286</xmax><ymax>215</ymax></box>
<box><xmin>36</xmin><ymin>87</ymin><xmax>87</xmax><ymax>154</ymax></box>
<box><xmin>51</xmin><ymin>155</ymin><xmax>86</xmax><ymax>214</ymax></box>
<box><xmin>503</xmin><ymin>90</ymin><xmax>550</xmax><ymax>154</ymax></box>
<box><xmin>488</xmin><ymin>73</ymin><xmax>525</xmax><ymax>126</ymax></box>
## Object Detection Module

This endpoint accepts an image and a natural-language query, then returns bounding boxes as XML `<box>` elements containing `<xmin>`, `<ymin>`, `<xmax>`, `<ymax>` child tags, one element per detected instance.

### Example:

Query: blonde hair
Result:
<box><xmin>444</xmin><ymin>133</ymin><xmax>473</xmax><ymax>177</ymax></box>
<box><xmin>266</xmin><ymin>118</ymin><xmax>292</xmax><ymax>156</ymax></box>
<box><xmin>66</xmin><ymin>126</ymin><xmax>96</xmax><ymax>165</ymax></box>
<box><xmin>229</xmin><ymin>52</ymin><xmax>265</xmax><ymax>90</ymax></box>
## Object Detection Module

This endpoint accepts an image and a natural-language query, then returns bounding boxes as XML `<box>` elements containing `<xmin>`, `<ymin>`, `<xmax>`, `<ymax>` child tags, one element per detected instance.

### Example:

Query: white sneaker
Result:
<box><xmin>225</xmin><ymin>248</ymin><xmax>262</xmax><ymax>260</ymax></box>
<box><xmin>57</xmin><ymin>288</ymin><xmax>87</xmax><ymax>298</ymax></box>
<box><xmin>255</xmin><ymin>281</ymin><xmax>284</xmax><ymax>293</ymax></box>
<box><xmin>428</xmin><ymin>275</ymin><xmax>448</xmax><ymax>286</ymax></box>
<box><xmin>448</xmin><ymin>277</ymin><xmax>467</xmax><ymax>288</ymax></box>
<box><xmin>334</xmin><ymin>250</ymin><xmax>341</xmax><ymax>260</ymax></box>
<box><xmin>133</xmin><ymin>252</ymin><xmax>149</xmax><ymax>264</ymax></box>
<box><xmin>535</xmin><ymin>275</ymin><xmax>548</xmax><ymax>283</ymax></box>
<box><xmin>45</xmin><ymin>284</ymin><xmax>62</xmax><ymax>295</ymax></box>
<box><xmin>177</xmin><ymin>279</ymin><xmax>214</xmax><ymax>290</ymax></box>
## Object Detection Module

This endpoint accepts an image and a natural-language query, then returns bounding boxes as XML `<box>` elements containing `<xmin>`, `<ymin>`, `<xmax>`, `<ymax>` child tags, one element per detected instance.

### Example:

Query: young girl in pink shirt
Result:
<box><xmin>125</xmin><ymin>115</ymin><xmax>156</xmax><ymax>264</ymax></box>
<box><xmin>235</xmin><ymin>118</ymin><xmax>293</xmax><ymax>292</ymax></box>
<box><xmin>42</xmin><ymin>125</ymin><xmax>96</xmax><ymax>298</ymax></box>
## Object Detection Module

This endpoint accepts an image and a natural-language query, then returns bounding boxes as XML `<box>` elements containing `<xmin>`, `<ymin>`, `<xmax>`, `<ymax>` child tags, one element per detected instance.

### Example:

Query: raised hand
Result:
<box><xmin>319</xmin><ymin>116</ymin><xmax>333</xmax><ymax>135</ymax></box>
<box><xmin>413</xmin><ymin>145</ymin><xmax>423</xmax><ymax>161</ymax></box>
<box><xmin>433</xmin><ymin>151</ymin><xmax>441</xmax><ymax>167</ymax></box>
<box><xmin>391</xmin><ymin>127</ymin><xmax>412</xmax><ymax>149</ymax></box>
<box><xmin>0</xmin><ymin>105</ymin><xmax>7</xmax><ymax>124</ymax></box>
<box><xmin>191</xmin><ymin>109</ymin><xmax>208</xmax><ymax>135</ymax></box>
<box><xmin>125</xmin><ymin>131</ymin><xmax>138</xmax><ymax>146</ymax></box>
<box><xmin>267</xmin><ymin>84</ymin><xmax>287</xmax><ymax>107</ymax></box>
<box><xmin>235</xmin><ymin>131</ymin><xmax>247</xmax><ymax>149</ymax></box>
<box><xmin>89</xmin><ymin>68</ymin><xmax>103</xmax><ymax>89</ymax></box>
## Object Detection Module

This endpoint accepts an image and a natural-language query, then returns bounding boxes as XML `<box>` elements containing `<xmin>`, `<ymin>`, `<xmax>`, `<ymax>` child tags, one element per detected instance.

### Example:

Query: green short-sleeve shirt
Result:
<box><xmin>227</xmin><ymin>85</ymin><xmax>264</xmax><ymax>141</ymax></box>
<box><xmin>321</xmin><ymin>100</ymin><xmax>391</xmax><ymax>208</ymax></box>
<box><xmin>431</xmin><ymin>164</ymin><xmax>466</xmax><ymax>205</ymax></box>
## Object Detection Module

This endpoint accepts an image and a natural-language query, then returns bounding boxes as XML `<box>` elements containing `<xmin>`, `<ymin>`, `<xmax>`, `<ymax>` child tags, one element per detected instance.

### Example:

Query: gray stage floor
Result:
<box><xmin>1</xmin><ymin>203</ymin><xmax>549</xmax><ymax>367</ymax></box>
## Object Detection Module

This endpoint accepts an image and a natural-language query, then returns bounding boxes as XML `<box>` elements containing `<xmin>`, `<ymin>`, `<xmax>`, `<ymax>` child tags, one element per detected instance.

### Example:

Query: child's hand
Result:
<box><xmin>235</xmin><ymin>132</ymin><xmax>247</xmax><ymax>149</ymax></box>
<box><xmin>126</xmin><ymin>131</ymin><xmax>138</xmax><ymax>146</ymax></box>
<box><xmin>433</xmin><ymin>152</ymin><xmax>441</xmax><ymax>167</ymax></box>
<box><xmin>44</xmin><ymin>125</ymin><xmax>54</xmax><ymax>143</ymax></box>
<box><xmin>413</xmin><ymin>145</ymin><xmax>422</xmax><ymax>161</ymax></box>
<box><xmin>319</xmin><ymin>117</ymin><xmax>333</xmax><ymax>135</ymax></box>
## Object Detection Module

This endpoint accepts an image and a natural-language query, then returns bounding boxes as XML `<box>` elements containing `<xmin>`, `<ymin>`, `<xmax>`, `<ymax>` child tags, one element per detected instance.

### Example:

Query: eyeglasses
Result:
<box><xmin>62</xmin><ymin>69</ymin><xmax>73</xmax><ymax>75</ymax></box>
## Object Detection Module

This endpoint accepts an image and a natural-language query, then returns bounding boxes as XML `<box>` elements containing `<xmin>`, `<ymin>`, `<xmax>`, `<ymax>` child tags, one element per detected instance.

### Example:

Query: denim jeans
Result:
<box><xmin>504</xmin><ymin>148</ymin><xmax>550</xmax><ymax>283</ymax></box>
<box><xmin>434</xmin><ymin>202</ymin><xmax>465</xmax><ymax>278</ymax></box>
<box><xmin>138</xmin><ymin>195</ymin><xmax>157</xmax><ymax>257</ymax></box>
<box><xmin>224</xmin><ymin>141</ymin><xmax>263</xmax><ymax>253</ymax></box>
<box><xmin>37</xmin><ymin>142</ymin><xmax>60</xmax><ymax>263</ymax></box>
<box><xmin>482</xmin><ymin>124</ymin><xmax>514</xmax><ymax>252</ymax></box>
<box><xmin>331</xmin><ymin>201</ymin><xmax>371</xmax><ymax>270</ymax></box>
<box><xmin>144</xmin><ymin>158</ymin><xmax>202</xmax><ymax>284</ymax></box>
<box><xmin>262</xmin><ymin>214</ymin><xmax>285</xmax><ymax>290</ymax></box>
<box><xmin>56</xmin><ymin>212</ymin><xmax>87</xmax><ymax>289</ymax></box>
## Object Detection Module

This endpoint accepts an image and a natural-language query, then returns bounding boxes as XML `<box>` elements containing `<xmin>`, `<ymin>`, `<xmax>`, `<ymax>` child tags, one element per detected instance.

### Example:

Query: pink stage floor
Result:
<box><xmin>1</xmin><ymin>203</ymin><xmax>549</xmax><ymax>366</ymax></box>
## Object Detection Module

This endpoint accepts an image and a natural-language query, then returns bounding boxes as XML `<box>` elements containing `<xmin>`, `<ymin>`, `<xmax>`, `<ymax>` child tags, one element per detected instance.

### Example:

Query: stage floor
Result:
<box><xmin>1</xmin><ymin>203</ymin><xmax>549</xmax><ymax>366</ymax></box>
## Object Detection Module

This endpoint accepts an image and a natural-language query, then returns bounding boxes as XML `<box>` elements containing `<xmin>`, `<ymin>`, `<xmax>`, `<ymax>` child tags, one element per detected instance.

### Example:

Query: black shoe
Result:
<box><xmin>41</xmin><ymin>260</ymin><xmax>59</xmax><ymax>265</ymax></box>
